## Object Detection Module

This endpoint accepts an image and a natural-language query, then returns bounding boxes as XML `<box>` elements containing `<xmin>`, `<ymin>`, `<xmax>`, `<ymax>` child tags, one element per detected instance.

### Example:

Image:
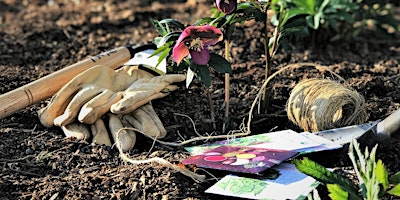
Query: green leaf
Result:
<box><xmin>150</xmin><ymin>42</ymin><xmax>172</xmax><ymax>57</ymax></box>
<box><xmin>157</xmin><ymin>32</ymin><xmax>181</xmax><ymax>47</ymax></box>
<box><xmin>388</xmin><ymin>184</ymin><xmax>400</xmax><ymax>196</ymax></box>
<box><xmin>327</xmin><ymin>184</ymin><xmax>348</xmax><ymax>200</ymax></box>
<box><xmin>196</xmin><ymin>64</ymin><xmax>212</xmax><ymax>88</ymax></box>
<box><xmin>237</xmin><ymin>2</ymin><xmax>255</xmax><ymax>11</ymax></box>
<box><xmin>208</xmin><ymin>53</ymin><xmax>232</xmax><ymax>74</ymax></box>
<box><xmin>151</xmin><ymin>19</ymin><xmax>167</xmax><ymax>36</ymax></box>
<box><xmin>209</xmin><ymin>16</ymin><xmax>227</xmax><ymax>27</ymax></box>
<box><xmin>155</xmin><ymin>47</ymin><xmax>170</xmax><ymax>68</ymax></box>
<box><xmin>194</xmin><ymin>17</ymin><xmax>216</xmax><ymax>26</ymax></box>
<box><xmin>375</xmin><ymin>159</ymin><xmax>389</xmax><ymax>192</ymax></box>
<box><xmin>159</xmin><ymin>18</ymin><xmax>185</xmax><ymax>30</ymax></box>
<box><xmin>293</xmin><ymin>158</ymin><xmax>359</xmax><ymax>195</ymax></box>
<box><xmin>389</xmin><ymin>171</ymin><xmax>400</xmax><ymax>184</ymax></box>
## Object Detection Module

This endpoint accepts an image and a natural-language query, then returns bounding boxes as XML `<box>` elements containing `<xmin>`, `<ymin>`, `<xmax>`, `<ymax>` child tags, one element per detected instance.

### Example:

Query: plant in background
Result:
<box><xmin>294</xmin><ymin>139</ymin><xmax>400</xmax><ymax>199</ymax></box>
<box><xmin>270</xmin><ymin>0</ymin><xmax>400</xmax><ymax>47</ymax></box>
<box><xmin>352</xmin><ymin>0</ymin><xmax>400</xmax><ymax>38</ymax></box>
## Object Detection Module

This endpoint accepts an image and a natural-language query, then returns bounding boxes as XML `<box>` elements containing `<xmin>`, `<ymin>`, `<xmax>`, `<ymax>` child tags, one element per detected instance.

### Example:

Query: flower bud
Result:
<box><xmin>215</xmin><ymin>0</ymin><xmax>237</xmax><ymax>15</ymax></box>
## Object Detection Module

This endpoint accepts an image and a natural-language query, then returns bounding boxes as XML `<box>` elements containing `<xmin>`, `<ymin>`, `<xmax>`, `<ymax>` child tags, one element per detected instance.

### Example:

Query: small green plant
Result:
<box><xmin>271</xmin><ymin>0</ymin><xmax>400</xmax><ymax>47</ymax></box>
<box><xmin>294</xmin><ymin>139</ymin><xmax>400</xmax><ymax>199</ymax></box>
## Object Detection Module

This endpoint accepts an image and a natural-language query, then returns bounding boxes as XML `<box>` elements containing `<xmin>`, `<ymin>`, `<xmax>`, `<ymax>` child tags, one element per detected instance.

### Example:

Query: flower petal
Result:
<box><xmin>190</xmin><ymin>48</ymin><xmax>210</xmax><ymax>65</ymax></box>
<box><xmin>197</xmin><ymin>25</ymin><xmax>223</xmax><ymax>46</ymax></box>
<box><xmin>172</xmin><ymin>39</ymin><xmax>190</xmax><ymax>65</ymax></box>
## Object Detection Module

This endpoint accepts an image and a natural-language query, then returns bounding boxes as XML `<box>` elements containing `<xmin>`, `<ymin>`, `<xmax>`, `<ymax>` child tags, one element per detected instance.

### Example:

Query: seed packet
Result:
<box><xmin>182</xmin><ymin>145</ymin><xmax>298</xmax><ymax>174</ymax></box>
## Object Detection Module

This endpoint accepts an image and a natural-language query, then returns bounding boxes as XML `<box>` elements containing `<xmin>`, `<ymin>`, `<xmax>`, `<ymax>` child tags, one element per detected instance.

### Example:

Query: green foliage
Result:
<box><xmin>186</xmin><ymin>53</ymin><xmax>232</xmax><ymax>88</ymax></box>
<box><xmin>295</xmin><ymin>139</ymin><xmax>400</xmax><ymax>199</ymax></box>
<box><xmin>293</xmin><ymin>158</ymin><xmax>360</xmax><ymax>197</ymax></box>
<box><xmin>150</xmin><ymin>19</ymin><xmax>184</xmax><ymax>69</ymax></box>
<box><xmin>271</xmin><ymin>0</ymin><xmax>399</xmax><ymax>46</ymax></box>
<box><xmin>326</xmin><ymin>184</ymin><xmax>349</xmax><ymax>200</ymax></box>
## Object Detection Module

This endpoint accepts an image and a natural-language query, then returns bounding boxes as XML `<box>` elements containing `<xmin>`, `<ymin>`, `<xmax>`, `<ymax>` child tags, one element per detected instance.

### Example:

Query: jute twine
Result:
<box><xmin>287</xmin><ymin>79</ymin><xmax>368</xmax><ymax>132</ymax></box>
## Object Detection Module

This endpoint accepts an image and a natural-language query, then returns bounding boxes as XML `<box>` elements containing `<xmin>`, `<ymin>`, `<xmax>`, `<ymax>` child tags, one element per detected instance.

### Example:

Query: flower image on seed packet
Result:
<box><xmin>182</xmin><ymin>146</ymin><xmax>298</xmax><ymax>174</ymax></box>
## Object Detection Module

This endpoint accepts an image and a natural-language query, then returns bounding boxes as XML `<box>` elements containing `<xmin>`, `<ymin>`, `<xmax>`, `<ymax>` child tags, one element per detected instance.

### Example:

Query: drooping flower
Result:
<box><xmin>215</xmin><ymin>0</ymin><xmax>237</xmax><ymax>15</ymax></box>
<box><xmin>172</xmin><ymin>25</ymin><xmax>223</xmax><ymax>65</ymax></box>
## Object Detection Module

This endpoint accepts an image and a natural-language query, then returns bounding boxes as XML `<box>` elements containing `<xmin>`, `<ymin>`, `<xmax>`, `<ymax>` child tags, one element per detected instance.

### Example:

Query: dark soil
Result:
<box><xmin>1</xmin><ymin>0</ymin><xmax>400</xmax><ymax>199</ymax></box>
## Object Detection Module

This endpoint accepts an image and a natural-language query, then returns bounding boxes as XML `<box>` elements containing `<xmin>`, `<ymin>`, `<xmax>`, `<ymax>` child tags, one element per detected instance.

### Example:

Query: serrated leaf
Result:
<box><xmin>208</xmin><ymin>53</ymin><xmax>232</xmax><ymax>74</ymax></box>
<box><xmin>293</xmin><ymin>158</ymin><xmax>359</xmax><ymax>195</ymax></box>
<box><xmin>327</xmin><ymin>184</ymin><xmax>348</xmax><ymax>200</ymax></box>
<box><xmin>388</xmin><ymin>184</ymin><xmax>400</xmax><ymax>196</ymax></box>
<box><xmin>389</xmin><ymin>171</ymin><xmax>400</xmax><ymax>184</ymax></box>
<box><xmin>376</xmin><ymin>159</ymin><xmax>389</xmax><ymax>192</ymax></box>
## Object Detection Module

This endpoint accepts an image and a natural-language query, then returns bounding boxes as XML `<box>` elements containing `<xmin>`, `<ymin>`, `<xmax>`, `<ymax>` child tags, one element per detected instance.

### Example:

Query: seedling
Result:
<box><xmin>294</xmin><ymin>139</ymin><xmax>400</xmax><ymax>199</ymax></box>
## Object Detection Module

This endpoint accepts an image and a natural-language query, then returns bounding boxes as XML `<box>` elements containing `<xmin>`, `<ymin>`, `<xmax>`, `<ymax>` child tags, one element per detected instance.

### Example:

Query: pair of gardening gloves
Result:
<box><xmin>38</xmin><ymin>52</ymin><xmax>185</xmax><ymax>152</ymax></box>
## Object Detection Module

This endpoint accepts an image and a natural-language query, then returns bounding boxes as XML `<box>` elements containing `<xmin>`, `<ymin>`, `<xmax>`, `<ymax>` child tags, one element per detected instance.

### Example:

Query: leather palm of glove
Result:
<box><xmin>38</xmin><ymin>64</ymin><xmax>185</xmax><ymax>151</ymax></box>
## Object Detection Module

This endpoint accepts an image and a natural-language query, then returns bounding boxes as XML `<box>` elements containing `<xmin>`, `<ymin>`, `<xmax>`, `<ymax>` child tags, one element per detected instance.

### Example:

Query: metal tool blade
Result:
<box><xmin>315</xmin><ymin>120</ymin><xmax>380</xmax><ymax>145</ymax></box>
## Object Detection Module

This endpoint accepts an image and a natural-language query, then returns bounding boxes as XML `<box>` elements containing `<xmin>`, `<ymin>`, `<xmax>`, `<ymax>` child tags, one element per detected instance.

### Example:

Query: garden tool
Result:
<box><xmin>315</xmin><ymin>108</ymin><xmax>400</xmax><ymax>145</ymax></box>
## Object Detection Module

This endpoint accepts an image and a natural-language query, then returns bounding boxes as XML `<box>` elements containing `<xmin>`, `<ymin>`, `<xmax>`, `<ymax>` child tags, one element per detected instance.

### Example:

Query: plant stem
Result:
<box><xmin>260</xmin><ymin>3</ymin><xmax>283</xmax><ymax>114</ymax></box>
<box><xmin>223</xmin><ymin>38</ymin><xmax>231</xmax><ymax>132</ymax></box>
<box><xmin>260</xmin><ymin>7</ymin><xmax>272</xmax><ymax>114</ymax></box>
<box><xmin>205</xmin><ymin>87</ymin><xmax>217</xmax><ymax>130</ymax></box>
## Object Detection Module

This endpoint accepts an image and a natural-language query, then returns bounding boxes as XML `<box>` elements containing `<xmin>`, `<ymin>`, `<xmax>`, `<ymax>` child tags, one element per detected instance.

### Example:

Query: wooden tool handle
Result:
<box><xmin>0</xmin><ymin>46</ymin><xmax>133</xmax><ymax>120</ymax></box>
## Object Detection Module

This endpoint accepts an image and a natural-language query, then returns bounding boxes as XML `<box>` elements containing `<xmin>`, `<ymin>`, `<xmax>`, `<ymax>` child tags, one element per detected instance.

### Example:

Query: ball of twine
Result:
<box><xmin>287</xmin><ymin>79</ymin><xmax>368</xmax><ymax>132</ymax></box>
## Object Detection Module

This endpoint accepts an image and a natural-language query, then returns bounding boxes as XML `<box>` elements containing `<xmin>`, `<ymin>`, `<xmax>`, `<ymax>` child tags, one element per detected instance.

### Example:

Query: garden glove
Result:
<box><xmin>38</xmin><ymin>65</ymin><xmax>185</xmax><ymax>127</ymax></box>
<box><xmin>61</xmin><ymin>103</ymin><xmax>167</xmax><ymax>152</ymax></box>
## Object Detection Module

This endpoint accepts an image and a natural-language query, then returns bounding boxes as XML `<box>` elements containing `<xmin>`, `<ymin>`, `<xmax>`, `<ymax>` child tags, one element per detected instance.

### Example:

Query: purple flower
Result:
<box><xmin>215</xmin><ymin>0</ymin><xmax>237</xmax><ymax>15</ymax></box>
<box><xmin>172</xmin><ymin>25</ymin><xmax>223</xmax><ymax>65</ymax></box>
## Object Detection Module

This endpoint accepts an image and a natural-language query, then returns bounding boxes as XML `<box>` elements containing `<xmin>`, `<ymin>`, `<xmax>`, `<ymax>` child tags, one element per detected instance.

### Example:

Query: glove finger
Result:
<box><xmin>110</xmin><ymin>74</ymin><xmax>185</xmax><ymax>114</ymax></box>
<box><xmin>140</xmin><ymin>104</ymin><xmax>167</xmax><ymax>137</ymax></box>
<box><xmin>108</xmin><ymin>114</ymin><xmax>136</xmax><ymax>152</ymax></box>
<box><xmin>111</xmin><ymin>92</ymin><xmax>168</xmax><ymax>114</ymax></box>
<box><xmin>78</xmin><ymin>90</ymin><xmax>123</xmax><ymax>124</ymax></box>
<box><xmin>146</xmin><ymin>74</ymin><xmax>186</xmax><ymax>84</ymax></box>
<box><xmin>124</xmin><ymin>104</ymin><xmax>166</xmax><ymax>138</ymax></box>
<box><xmin>38</xmin><ymin>89</ymin><xmax>76</xmax><ymax>127</ymax></box>
<box><xmin>61</xmin><ymin>123</ymin><xmax>91</xmax><ymax>140</ymax></box>
<box><xmin>54</xmin><ymin>85</ymin><xmax>105</xmax><ymax>127</ymax></box>
<box><xmin>91</xmin><ymin>118</ymin><xmax>112</xmax><ymax>146</ymax></box>
<box><xmin>38</xmin><ymin>65</ymin><xmax>114</xmax><ymax>127</ymax></box>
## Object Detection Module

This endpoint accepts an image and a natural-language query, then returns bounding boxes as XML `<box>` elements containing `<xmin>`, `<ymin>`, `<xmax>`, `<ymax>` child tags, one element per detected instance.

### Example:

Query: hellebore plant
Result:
<box><xmin>151</xmin><ymin>19</ymin><xmax>232</xmax><ymax>129</ymax></box>
<box><xmin>150</xmin><ymin>0</ymin><xmax>286</xmax><ymax>132</ymax></box>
